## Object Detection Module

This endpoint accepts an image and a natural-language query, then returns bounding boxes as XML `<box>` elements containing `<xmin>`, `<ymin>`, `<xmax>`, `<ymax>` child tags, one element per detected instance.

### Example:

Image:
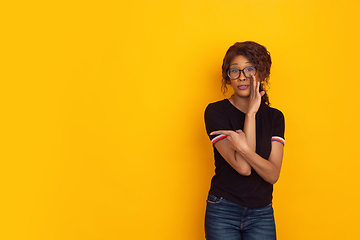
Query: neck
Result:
<box><xmin>229</xmin><ymin>95</ymin><xmax>250</xmax><ymax>113</ymax></box>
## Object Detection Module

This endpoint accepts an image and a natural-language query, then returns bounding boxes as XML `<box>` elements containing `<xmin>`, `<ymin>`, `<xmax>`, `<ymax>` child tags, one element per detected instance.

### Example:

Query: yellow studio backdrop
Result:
<box><xmin>1</xmin><ymin>0</ymin><xmax>360</xmax><ymax>239</ymax></box>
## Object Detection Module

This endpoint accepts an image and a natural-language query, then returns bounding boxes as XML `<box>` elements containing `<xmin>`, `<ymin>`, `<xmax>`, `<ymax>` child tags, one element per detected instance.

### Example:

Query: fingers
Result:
<box><xmin>250</xmin><ymin>74</ymin><xmax>255</xmax><ymax>84</ymax></box>
<box><xmin>250</xmin><ymin>74</ymin><xmax>263</xmax><ymax>97</ymax></box>
<box><xmin>250</xmin><ymin>74</ymin><xmax>256</xmax><ymax>97</ymax></box>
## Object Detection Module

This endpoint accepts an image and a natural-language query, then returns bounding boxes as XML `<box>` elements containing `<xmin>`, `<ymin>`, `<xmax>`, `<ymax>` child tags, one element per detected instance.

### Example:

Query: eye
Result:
<box><xmin>245</xmin><ymin>67</ymin><xmax>255</xmax><ymax>72</ymax></box>
<box><xmin>230</xmin><ymin>68</ymin><xmax>239</xmax><ymax>73</ymax></box>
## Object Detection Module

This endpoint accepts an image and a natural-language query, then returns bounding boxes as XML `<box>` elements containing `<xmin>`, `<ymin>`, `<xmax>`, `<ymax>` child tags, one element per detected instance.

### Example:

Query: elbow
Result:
<box><xmin>242</xmin><ymin>168</ymin><xmax>252</xmax><ymax>176</ymax></box>
<box><xmin>268</xmin><ymin>178</ymin><xmax>278</xmax><ymax>185</ymax></box>
<box><xmin>236</xmin><ymin>167</ymin><xmax>251</xmax><ymax>176</ymax></box>
<box><xmin>267</xmin><ymin>174</ymin><xmax>280</xmax><ymax>185</ymax></box>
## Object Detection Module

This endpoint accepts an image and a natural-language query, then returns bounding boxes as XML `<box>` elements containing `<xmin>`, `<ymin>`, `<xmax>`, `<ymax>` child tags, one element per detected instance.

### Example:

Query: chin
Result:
<box><xmin>235</xmin><ymin>91</ymin><xmax>250</xmax><ymax>98</ymax></box>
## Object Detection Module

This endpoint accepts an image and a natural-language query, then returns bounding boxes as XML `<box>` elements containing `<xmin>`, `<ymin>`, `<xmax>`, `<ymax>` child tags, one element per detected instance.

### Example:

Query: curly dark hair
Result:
<box><xmin>221</xmin><ymin>41</ymin><xmax>272</xmax><ymax>105</ymax></box>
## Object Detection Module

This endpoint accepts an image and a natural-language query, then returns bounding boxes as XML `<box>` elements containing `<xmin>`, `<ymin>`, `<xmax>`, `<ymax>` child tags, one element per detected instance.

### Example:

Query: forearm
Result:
<box><xmin>234</xmin><ymin>150</ymin><xmax>251</xmax><ymax>176</ymax></box>
<box><xmin>243</xmin><ymin>112</ymin><xmax>256</xmax><ymax>151</ymax></box>
<box><xmin>237</xmin><ymin>147</ymin><xmax>280</xmax><ymax>184</ymax></box>
<box><xmin>214</xmin><ymin>140</ymin><xmax>251</xmax><ymax>176</ymax></box>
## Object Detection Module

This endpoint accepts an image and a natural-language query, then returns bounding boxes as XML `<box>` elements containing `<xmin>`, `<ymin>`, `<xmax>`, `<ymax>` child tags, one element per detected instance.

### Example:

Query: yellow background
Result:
<box><xmin>1</xmin><ymin>0</ymin><xmax>360</xmax><ymax>239</ymax></box>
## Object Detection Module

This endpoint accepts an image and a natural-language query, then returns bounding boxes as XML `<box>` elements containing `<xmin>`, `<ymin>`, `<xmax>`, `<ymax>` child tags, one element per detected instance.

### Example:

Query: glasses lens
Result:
<box><xmin>243</xmin><ymin>66</ymin><xmax>256</xmax><ymax>78</ymax></box>
<box><xmin>228</xmin><ymin>68</ymin><xmax>240</xmax><ymax>79</ymax></box>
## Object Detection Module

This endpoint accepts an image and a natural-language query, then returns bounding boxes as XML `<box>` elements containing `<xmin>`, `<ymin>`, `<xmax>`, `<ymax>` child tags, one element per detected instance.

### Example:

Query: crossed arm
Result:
<box><xmin>214</xmin><ymin>113</ymin><xmax>256</xmax><ymax>177</ymax></box>
<box><xmin>213</xmin><ymin>132</ymin><xmax>284</xmax><ymax>184</ymax></box>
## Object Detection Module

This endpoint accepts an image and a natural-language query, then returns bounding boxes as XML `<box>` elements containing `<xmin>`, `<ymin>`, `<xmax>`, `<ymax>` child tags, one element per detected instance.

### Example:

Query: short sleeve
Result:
<box><xmin>204</xmin><ymin>103</ymin><xmax>231</xmax><ymax>146</ymax></box>
<box><xmin>271</xmin><ymin>109</ymin><xmax>285</xmax><ymax>146</ymax></box>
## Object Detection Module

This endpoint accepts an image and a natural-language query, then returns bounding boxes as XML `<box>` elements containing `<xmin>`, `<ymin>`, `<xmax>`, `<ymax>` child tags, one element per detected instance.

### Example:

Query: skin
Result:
<box><xmin>211</xmin><ymin>55</ymin><xmax>284</xmax><ymax>184</ymax></box>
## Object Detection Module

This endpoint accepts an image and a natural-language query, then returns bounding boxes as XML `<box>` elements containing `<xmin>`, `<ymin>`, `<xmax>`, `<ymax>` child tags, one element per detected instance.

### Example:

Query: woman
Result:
<box><xmin>204</xmin><ymin>41</ymin><xmax>285</xmax><ymax>240</ymax></box>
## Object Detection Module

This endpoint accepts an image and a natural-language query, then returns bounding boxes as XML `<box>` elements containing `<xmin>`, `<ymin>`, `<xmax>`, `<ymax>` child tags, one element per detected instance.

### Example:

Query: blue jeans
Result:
<box><xmin>205</xmin><ymin>194</ymin><xmax>276</xmax><ymax>240</ymax></box>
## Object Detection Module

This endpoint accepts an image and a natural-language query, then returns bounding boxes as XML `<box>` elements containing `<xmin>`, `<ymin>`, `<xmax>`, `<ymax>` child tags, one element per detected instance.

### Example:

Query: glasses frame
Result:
<box><xmin>227</xmin><ymin>66</ymin><xmax>257</xmax><ymax>80</ymax></box>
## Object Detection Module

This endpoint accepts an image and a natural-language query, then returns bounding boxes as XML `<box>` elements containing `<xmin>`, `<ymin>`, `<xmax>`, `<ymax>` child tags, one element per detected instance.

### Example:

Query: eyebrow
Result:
<box><xmin>230</xmin><ymin>62</ymin><xmax>251</xmax><ymax>66</ymax></box>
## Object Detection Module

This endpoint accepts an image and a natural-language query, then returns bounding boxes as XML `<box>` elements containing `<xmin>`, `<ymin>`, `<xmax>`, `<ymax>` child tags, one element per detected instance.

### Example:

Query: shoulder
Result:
<box><xmin>206</xmin><ymin>99</ymin><xmax>229</xmax><ymax>108</ymax></box>
<box><xmin>205</xmin><ymin>99</ymin><xmax>229</xmax><ymax>113</ymax></box>
<box><xmin>204</xmin><ymin>99</ymin><xmax>232</xmax><ymax>124</ymax></box>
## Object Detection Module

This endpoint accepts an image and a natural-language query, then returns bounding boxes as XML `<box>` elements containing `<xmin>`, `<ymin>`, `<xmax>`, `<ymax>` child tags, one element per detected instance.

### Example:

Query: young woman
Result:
<box><xmin>204</xmin><ymin>41</ymin><xmax>285</xmax><ymax>240</ymax></box>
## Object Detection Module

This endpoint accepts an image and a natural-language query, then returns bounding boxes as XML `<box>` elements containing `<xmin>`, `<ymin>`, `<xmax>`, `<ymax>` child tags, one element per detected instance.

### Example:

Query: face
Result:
<box><xmin>228</xmin><ymin>55</ymin><xmax>259</xmax><ymax>98</ymax></box>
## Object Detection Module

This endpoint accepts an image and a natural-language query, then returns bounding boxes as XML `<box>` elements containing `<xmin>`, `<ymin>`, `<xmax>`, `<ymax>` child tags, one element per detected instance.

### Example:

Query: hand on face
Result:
<box><xmin>247</xmin><ymin>74</ymin><xmax>265</xmax><ymax>114</ymax></box>
<box><xmin>228</xmin><ymin>55</ymin><xmax>265</xmax><ymax>113</ymax></box>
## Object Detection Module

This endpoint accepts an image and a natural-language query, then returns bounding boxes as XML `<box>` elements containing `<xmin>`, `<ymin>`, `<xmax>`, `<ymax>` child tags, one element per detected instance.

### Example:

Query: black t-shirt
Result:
<box><xmin>204</xmin><ymin>99</ymin><xmax>285</xmax><ymax>208</ymax></box>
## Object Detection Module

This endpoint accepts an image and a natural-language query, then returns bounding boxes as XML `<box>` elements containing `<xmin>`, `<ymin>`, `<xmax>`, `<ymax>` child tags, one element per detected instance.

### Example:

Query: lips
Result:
<box><xmin>238</xmin><ymin>85</ymin><xmax>249</xmax><ymax>90</ymax></box>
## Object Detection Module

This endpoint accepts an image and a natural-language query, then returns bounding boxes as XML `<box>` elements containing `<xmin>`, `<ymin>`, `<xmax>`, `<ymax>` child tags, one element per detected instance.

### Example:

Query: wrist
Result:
<box><xmin>246</xmin><ymin>111</ymin><xmax>257</xmax><ymax>117</ymax></box>
<box><xmin>236</xmin><ymin>142</ymin><xmax>251</xmax><ymax>156</ymax></box>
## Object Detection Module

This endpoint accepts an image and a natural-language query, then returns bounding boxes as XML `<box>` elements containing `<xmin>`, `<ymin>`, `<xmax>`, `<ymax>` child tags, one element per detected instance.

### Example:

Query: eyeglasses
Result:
<box><xmin>227</xmin><ymin>66</ymin><xmax>257</xmax><ymax>80</ymax></box>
